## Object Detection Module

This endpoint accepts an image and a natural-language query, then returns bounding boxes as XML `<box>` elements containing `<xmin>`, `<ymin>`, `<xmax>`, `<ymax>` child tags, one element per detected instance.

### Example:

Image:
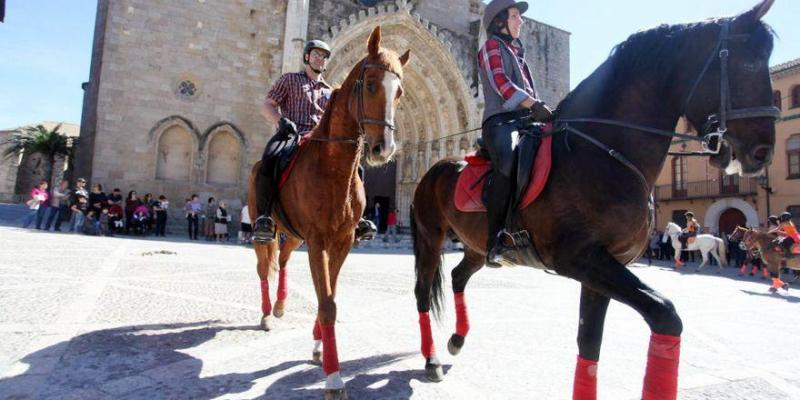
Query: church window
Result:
<box><xmin>177</xmin><ymin>80</ymin><xmax>197</xmax><ymax>99</ymax></box>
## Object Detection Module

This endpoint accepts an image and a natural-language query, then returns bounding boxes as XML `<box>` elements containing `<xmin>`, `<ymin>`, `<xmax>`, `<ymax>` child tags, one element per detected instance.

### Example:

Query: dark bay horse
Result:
<box><xmin>411</xmin><ymin>2</ymin><xmax>778</xmax><ymax>399</ymax></box>
<box><xmin>731</xmin><ymin>226</ymin><xmax>800</xmax><ymax>292</ymax></box>
<box><xmin>247</xmin><ymin>26</ymin><xmax>410</xmax><ymax>400</ymax></box>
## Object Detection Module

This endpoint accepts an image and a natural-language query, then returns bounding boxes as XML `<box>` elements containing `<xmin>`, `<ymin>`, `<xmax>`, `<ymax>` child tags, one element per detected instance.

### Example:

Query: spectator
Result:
<box><xmin>68</xmin><ymin>178</ymin><xmax>88</xmax><ymax>230</ymax></box>
<box><xmin>83</xmin><ymin>211</ymin><xmax>99</xmax><ymax>235</ymax></box>
<box><xmin>142</xmin><ymin>193</ymin><xmax>156</xmax><ymax>234</ymax></box>
<box><xmin>108</xmin><ymin>188</ymin><xmax>123</xmax><ymax>205</ymax></box>
<box><xmin>131</xmin><ymin>203</ymin><xmax>150</xmax><ymax>235</ymax></box>
<box><xmin>44</xmin><ymin>179</ymin><xmax>70</xmax><ymax>231</ymax></box>
<box><xmin>215</xmin><ymin>201</ymin><xmax>231</xmax><ymax>242</ymax></box>
<box><xmin>204</xmin><ymin>197</ymin><xmax>217</xmax><ymax>241</ymax></box>
<box><xmin>88</xmin><ymin>183</ymin><xmax>107</xmax><ymax>216</ymax></box>
<box><xmin>385</xmin><ymin>208</ymin><xmax>398</xmax><ymax>243</ymax></box>
<box><xmin>372</xmin><ymin>202</ymin><xmax>381</xmax><ymax>232</ymax></box>
<box><xmin>185</xmin><ymin>194</ymin><xmax>201</xmax><ymax>240</ymax></box>
<box><xmin>154</xmin><ymin>195</ymin><xmax>169</xmax><ymax>237</ymax></box>
<box><xmin>240</xmin><ymin>204</ymin><xmax>252</xmax><ymax>244</ymax></box>
<box><xmin>125</xmin><ymin>191</ymin><xmax>143</xmax><ymax>234</ymax></box>
<box><xmin>108</xmin><ymin>200</ymin><xmax>124</xmax><ymax>234</ymax></box>
<box><xmin>69</xmin><ymin>194</ymin><xmax>88</xmax><ymax>233</ymax></box>
<box><xmin>22</xmin><ymin>180</ymin><xmax>49</xmax><ymax>229</ymax></box>
<box><xmin>647</xmin><ymin>230</ymin><xmax>661</xmax><ymax>264</ymax></box>
<box><xmin>99</xmin><ymin>208</ymin><xmax>112</xmax><ymax>236</ymax></box>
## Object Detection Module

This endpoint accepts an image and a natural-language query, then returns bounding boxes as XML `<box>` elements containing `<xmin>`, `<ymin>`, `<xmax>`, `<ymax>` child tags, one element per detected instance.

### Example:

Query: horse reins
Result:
<box><xmin>305</xmin><ymin>60</ymin><xmax>401</xmax><ymax>146</ymax></box>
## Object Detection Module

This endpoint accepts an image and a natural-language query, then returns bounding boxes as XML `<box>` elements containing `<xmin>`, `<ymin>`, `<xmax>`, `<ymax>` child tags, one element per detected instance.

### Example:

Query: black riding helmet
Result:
<box><xmin>303</xmin><ymin>40</ymin><xmax>331</xmax><ymax>64</ymax></box>
<box><xmin>769</xmin><ymin>215</ymin><xmax>779</xmax><ymax>223</ymax></box>
<box><xmin>684</xmin><ymin>211</ymin><xmax>695</xmax><ymax>218</ymax></box>
<box><xmin>483</xmin><ymin>0</ymin><xmax>528</xmax><ymax>34</ymax></box>
<box><xmin>779</xmin><ymin>212</ymin><xmax>792</xmax><ymax>222</ymax></box>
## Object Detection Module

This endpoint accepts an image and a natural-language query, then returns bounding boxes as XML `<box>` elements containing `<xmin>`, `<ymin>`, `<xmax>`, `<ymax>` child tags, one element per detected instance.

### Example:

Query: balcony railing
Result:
<box><xmin>655</xmin><ymin>177</ymin><xmax>759</xmax><ymax>201</ymax></box>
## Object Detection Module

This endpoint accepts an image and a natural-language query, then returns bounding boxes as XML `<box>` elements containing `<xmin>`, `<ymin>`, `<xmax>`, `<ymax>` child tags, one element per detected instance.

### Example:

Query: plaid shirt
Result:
<box><xmin>266</xmin><ymin>71</ymin><xmax>332</xmax><ymax>132</ymax></box>
<box><xmin>478</xmin><ymin>37</ymin><xmax>537</xmax><ymax>104</ymax></box>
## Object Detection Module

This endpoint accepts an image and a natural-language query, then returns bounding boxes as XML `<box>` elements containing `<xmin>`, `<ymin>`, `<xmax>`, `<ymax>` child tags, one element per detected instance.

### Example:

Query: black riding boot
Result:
<box><xmin>253</xmin><ymin>144</ymin><xmax>278</xmax><ymax>244</ymax></box>
<box><xmin>354</xmin><ymin>164</ymin><xmax>377</xmax><ymax>242</ymax></box>
<box><xmin>485</xmin><ymin>172</ymin><xmax>514</xmax><ymax>267</ymax></box>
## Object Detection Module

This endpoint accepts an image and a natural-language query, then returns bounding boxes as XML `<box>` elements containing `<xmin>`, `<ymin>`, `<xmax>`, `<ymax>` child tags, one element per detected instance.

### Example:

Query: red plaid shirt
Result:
<box><xmin>266</xmin><ymin>71</ymin><xmax>332</xmax><ymax>132</ymax></box>
<box><xmin>478</xmin><ymin>37</ymin><xmax>537</xmax><ymax>103</ymax></box>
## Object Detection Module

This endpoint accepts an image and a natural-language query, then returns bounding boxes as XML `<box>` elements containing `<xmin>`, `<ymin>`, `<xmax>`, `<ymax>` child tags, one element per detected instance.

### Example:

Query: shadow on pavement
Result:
<box><xmin>262</xmin><ymin>352</ymin><xmax>449</xmax><ymax>400</ymax></box>
<box><xmin>740</xmin><ymin>289</ymin><xmax>800</xmax><ymax>303</ymax></box>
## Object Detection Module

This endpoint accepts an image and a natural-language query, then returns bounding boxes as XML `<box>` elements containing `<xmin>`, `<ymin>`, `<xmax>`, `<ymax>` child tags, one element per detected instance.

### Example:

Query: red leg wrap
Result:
<box><xmin>454</xmin><ymin>292</ymin><xmax>470</xmax><ymax>337</ymax></box>
<box><xmin>772</xmin><ymin>277</ymin><xmax>785</xmax><ymax>289</ymax></box>
<box><xmin>419</xmin><ymin>312</ymin><xmax>435</xmax><ymax>358</ymax></box>
<box><xmin>277</xmin><ymin>268</ymin><xmax>288</xmax><ymax>301</ymax></box>
<box><xmin>642</xmin><ymin>333</ymin><xmax>680</xmax><ymax>400</ymax></box>
<box><xmin>313</xmin><ymin>320</ymin><xmax>322</xmax><ymax>341</ymax></box>
<box><xmin>260</xmin><ymin>280</ymin><xmax>272</xmax><ymax>315</ymax></box>
<box><xmin>572</xmin><ymin>356</ymin><xmax>597</xmax><ymax>400</ymax></box>
<box><xmin>321</xmin><ymin>323</ymin><xmax>340</xmax><ymax>375</ymax></box>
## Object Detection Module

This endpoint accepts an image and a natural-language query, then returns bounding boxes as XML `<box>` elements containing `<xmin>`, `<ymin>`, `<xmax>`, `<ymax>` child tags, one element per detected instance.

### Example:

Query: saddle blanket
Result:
<box><xmin>454</xmin><ymin>135</ymin><xmax>553</xmax><ymax>213</ymax></box>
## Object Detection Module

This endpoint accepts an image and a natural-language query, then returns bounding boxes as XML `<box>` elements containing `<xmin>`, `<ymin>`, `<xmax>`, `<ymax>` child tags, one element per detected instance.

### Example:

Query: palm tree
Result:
<box><xmin>2</xmin><ymin>124</ymin><xmax>77</xmax><ymax>190</ymax></box>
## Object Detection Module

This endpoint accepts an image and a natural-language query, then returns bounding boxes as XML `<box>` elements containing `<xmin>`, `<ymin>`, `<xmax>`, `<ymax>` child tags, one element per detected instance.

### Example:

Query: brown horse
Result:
<box><xmin>411</xmin><ymin>2</ymin><xmax>778</xmax><ymax>399</ymax></box>
<box><xmin>731</xmin><ymin>225</ymin><xmax>799</xmax><ymax>292</ymax></box>
<box><xmin>247</xmin><ymin>26</ymin><xmax>409</xmax><ymax>399</ymax></box>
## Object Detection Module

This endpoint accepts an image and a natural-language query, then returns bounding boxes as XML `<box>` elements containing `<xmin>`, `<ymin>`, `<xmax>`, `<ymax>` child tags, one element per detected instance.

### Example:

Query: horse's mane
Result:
<box><xmin>310</xmin><ymin>88</ymin><xmax>339</xmax><ymax>136</ymax></box>
<box><xmin>556</xmin><ymin>17</ymin><xmax>775</xmax><ymax>116</ymax></box>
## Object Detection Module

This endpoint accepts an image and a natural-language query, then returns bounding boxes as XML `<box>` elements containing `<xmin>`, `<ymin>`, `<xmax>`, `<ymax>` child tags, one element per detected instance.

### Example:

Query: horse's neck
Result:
<box><xmin>309</xmin><ymin>91</ymin><xmax>362</xmax><ymax>183</ymax></box>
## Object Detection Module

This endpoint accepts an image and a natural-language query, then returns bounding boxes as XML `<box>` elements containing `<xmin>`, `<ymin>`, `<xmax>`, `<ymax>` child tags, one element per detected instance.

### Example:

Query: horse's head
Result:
<box><xmin>683</xmin><ymin>0</ymin><xmax>778</xmax><ymax>177</ymax></box>
<box><xmin>351</xmin><ymin>26</ymin><xmax>411</xmax><ymax>166</ymax></box>
<box><xmin>730</xmin><ymin>225</ymin><xmax>748</xmax><ymax>241</ymax></box>
<box><xmin>742</xmin><ymin>228</ymin><xmax>760</xmax><ymax>249</ymax></box>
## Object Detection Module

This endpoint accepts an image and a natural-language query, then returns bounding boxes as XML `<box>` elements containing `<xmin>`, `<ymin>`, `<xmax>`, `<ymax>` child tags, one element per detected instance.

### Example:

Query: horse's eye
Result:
<box><xmin>366</xmin><ymin>81</ymin><xmax>376</xmax><ymax>94</ymax></box>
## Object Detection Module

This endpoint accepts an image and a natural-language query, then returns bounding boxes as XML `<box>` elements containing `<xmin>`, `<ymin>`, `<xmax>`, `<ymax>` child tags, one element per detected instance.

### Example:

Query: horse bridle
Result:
<box><xmin>554</xmin><ymin>19</ymin><xmax>781</xmax><ymax>187</ymax></box>
<box><xmin>307</xmin><ymin>60</ymin><xmax>401</xmax><ymax>145</ymax></box>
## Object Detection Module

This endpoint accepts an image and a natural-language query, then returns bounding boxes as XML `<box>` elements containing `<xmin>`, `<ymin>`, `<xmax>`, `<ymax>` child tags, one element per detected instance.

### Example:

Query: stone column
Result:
<box><xmin>281</xmin><ymin>0</ymin><xmax>310</xmax><ymax>74</ymax></box>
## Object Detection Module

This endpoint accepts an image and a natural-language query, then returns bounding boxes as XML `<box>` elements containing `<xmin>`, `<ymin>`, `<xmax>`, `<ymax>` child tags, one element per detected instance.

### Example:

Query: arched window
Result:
<box><xmin>788</xmin><ymin>134</ymin><xmax>800</xmax><ymax>179</ymax></box>
<box><xmin>773</xmin><ymin>90</ymin><xmax>782</xmax><ymax>110</ymax></box>
<box><xmin>792</xmin><ymin>85</ymin><xmax>800</xmax><ymax>109</ymax></box>
<box><xmin>206</xmin><ymin>131</ymin><xmax>241</xmax><ymax>185</ymax></box>
<box><xmin>156</xmin><ymin>126</ymin><xmax>192</xmax><ymax>181</ymax></box>
<box><xmin>671</xmin><ymin>156</ymin><xmax>687</xmax><ymax>197</ymax></box>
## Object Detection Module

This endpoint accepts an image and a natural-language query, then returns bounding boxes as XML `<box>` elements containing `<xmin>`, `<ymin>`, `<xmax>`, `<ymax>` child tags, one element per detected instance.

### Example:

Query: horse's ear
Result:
<box><xmin>399</xmin><ymin>50</ymin><xmax>411</xmax><ymax>67</ymax></box>
<box><xmin>737</xmin><ymin>0</ymin><xmax>774</xmax><ymax>25</ymax></box>
<box><xmin>368</xmin><ymin>26</ymin><xmax>381</xmax><ymax>55</ymax></box>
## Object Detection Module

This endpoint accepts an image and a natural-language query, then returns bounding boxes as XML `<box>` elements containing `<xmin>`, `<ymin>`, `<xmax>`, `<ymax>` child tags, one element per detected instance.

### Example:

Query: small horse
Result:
<box><xmin>731</xmin><ymin>226</ymin><xmax>800</xmax><ymax>292</ymax></box>
<box><xmin>410</xmin><ymin>2</ymin><xmax>778</xmax><ymax>398</ymax></box>
<box><xmin>247</xmin><ymin>26</ymin><xmax>410</xmax><ymax>400</ymax></box>
<box><xmin>662</xmin><ymin>222</ymin><xmax>728</xmax><ymax>272</ymax></box>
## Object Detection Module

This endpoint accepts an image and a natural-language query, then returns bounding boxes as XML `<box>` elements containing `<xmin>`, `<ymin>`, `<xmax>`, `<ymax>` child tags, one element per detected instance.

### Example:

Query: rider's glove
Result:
<box><xmin>278</xmin><ymin>116</ymin><xmax>298</xmax><ymax>137</ymax></box>
<box><xmin>531</xmin><ymin>100</ymin><xmax>554</xmax><ymax>123</ymax></box>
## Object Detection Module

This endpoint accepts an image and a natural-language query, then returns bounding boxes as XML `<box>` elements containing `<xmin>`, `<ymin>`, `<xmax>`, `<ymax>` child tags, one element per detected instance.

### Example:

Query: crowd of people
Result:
<box><xmin>20</xmin><ymin>178</ymin><xmax>255</xmax><ymax>244</ymax></box>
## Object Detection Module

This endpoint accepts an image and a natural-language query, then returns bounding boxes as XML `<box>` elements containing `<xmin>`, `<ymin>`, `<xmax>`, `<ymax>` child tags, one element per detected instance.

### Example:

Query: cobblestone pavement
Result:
<box><xmin>1</xmin><ymin>205</ymin><xmax>799</xmax><ymax>399</ymax></box>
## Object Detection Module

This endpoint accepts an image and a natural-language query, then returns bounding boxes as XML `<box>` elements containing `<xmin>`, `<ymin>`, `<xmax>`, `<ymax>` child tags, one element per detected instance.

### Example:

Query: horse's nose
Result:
<box><xmin>751</xmin><ymin>145</ymin><xmax>772</xmax><ymax>164</ymax></box>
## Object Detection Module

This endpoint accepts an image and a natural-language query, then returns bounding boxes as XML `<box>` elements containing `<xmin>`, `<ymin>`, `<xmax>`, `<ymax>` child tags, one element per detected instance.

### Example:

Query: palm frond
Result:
<box><xmin>2</xmin><ymin>124</ymin><xmax>76</xmax><ymax>160</ymax></box>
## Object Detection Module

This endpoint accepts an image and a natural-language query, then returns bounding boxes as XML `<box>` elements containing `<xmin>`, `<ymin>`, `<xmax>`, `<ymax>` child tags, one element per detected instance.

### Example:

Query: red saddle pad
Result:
<box><xmin>455</xmin><ymin>135</ymin><xmax>553</xmax><ymax>213</ymax></box>
<box><xmin>278</xmin><ymin>137</ymin><xmax>308</xmax><ymax>190</ymax></box>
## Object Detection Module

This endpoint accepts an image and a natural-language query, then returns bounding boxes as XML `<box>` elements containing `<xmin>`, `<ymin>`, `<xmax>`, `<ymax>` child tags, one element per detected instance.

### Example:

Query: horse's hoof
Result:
<box><xmin>448</xmin><ymin>334</ymin><xmax>465</xmax><ymax>356</ymax></box>
<box><xmin>425</xmin><ymin>357</ymin><xmax>444</xmax><ymax>382</ymax></box>
<box><xmin>769</xmin><ymin>287</ymin><xmax>778</xmax><ymax>293</ymax></box>
<box><xmin>312</xmin><ymin>350</ymin><xmax>322</xmax><ymax>365</ymax></box>
<box><xmin>273</xmin><ymin>302</ymin><xmax>285</xmax><ymax>318</ymax></box>
<box><xmin>324</xmin><ymin>389</ymin><xmax>348</xmax><ymax>400</ymax></box>
<box><xmin>260</xmin><ymin>315</ymin><xmax>274</xmax><ymax>331</ymax></box>
<box><xmin>782</xmin><ymin>283</ymin><xmax>790</xmax><ymax>292</ymax></box>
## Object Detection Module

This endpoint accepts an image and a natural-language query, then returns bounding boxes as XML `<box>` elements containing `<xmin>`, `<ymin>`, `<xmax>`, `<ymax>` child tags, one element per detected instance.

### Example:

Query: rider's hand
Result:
<box><xmin>278</xmin><ymin>117</ymin><xmax>298</xmax><ymax>136</ymax></box>
<box><xmin>531</xmin><ymin>101</ymin><xmax>554</xmax><ymax>122</ymax></box>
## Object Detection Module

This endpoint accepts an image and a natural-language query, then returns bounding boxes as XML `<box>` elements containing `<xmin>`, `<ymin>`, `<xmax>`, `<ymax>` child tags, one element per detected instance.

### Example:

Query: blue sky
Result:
<box><xmin>0</xmin><ymin>1</ymin><xmax>797</xmax><ymax>129</ymax></box>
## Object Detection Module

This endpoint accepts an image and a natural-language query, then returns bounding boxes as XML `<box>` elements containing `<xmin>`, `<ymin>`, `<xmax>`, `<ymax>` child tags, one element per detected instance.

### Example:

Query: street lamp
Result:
<box><xmin>757</xmin><ymin>171</ymin><xmax>773</xmax><ymax>218</ymax></box>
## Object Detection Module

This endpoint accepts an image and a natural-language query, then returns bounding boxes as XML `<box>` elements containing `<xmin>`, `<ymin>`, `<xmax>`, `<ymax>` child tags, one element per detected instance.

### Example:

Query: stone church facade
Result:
<box><xmin>76</xmin><ymin>0</ymin><xmax>569</xmax><ymax>225</ymax></box>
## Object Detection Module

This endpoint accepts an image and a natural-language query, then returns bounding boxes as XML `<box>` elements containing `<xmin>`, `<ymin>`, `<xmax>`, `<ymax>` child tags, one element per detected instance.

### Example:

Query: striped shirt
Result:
<box><xmin>478</xmin><ymin>37</ymin><xmax>537</xmax><ymax>104</ymax></box>
<box><xmin>266</xmin><ymin>71</ymin><xmax>333</xmax><ymax>132</ymax></box>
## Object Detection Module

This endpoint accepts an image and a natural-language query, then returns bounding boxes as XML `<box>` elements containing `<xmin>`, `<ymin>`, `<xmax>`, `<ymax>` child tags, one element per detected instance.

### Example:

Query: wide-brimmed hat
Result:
<box><xmin>482</xmin><ymin>0</ymin><xmax>529</xmax><ymax>31</ymax></box>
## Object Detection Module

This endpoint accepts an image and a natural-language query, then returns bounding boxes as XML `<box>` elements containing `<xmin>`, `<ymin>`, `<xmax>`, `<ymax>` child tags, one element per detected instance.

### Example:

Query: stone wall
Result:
<box><xmin>87</xmin><ymin>0</ymin><xmax>286</xmax><ymax>213</ymax></box>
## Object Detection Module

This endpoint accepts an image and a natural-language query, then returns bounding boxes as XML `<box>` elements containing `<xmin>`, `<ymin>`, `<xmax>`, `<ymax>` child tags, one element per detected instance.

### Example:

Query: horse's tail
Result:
<box><xmin>717</xmin><ymin>237</ymin><xmax>728</xmax><ymax>266</ymax></box>
<box><xmin>410</xmin><ymin>179</ymin><xmax>447</xmax><ymax>321</ymax></box>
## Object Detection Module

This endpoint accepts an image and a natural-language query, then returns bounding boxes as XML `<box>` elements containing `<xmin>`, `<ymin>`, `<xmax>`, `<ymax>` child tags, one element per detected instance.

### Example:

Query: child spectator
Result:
<box><xmin>154</xmin><ymin>195</ymin><xmax>169</xmax><ymax>237</ymax></box>
<box><xmin>132</xmin><ymin>203</ymin><xmax>150</xmax><ymax>235</ymax></box>
<box><xmin>22</xmin><ymin>180</ymin><xmax>49</xmax><ymax>229</ymax></box>
<box><xmin>83</xmin><ymin>211</ymin><xmax>99</xmax><ymax>235</ymax></box>
<box><xmin>215</xmin><ymin>201</ymin><xmax>231</xmax><ymax>243</ymax></box>
<box><xmin>99</xmin><ymin>208</ymin><xmax>111</xmax><ymax>236</ymax></box>
<box><xmin>108</xmin><ymin>200</ymin><xmax>124</xmax><ymax>234</ymax></box>
<box><xmin>240</xmin><ymin>205</ymin><xmax>252</xmax><ymax>244</ymax></box>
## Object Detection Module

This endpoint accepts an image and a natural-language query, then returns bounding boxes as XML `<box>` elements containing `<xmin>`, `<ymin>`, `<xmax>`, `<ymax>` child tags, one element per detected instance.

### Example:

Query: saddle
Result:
<box><xmin>455</xmin><ymin>123</ymin><xmax>553</xmax><ymax>213</ymax></box>
<box><xmin>263</xmin><ymin>133</ymin><xmax>308</xmax><ymax>239</ymax></box>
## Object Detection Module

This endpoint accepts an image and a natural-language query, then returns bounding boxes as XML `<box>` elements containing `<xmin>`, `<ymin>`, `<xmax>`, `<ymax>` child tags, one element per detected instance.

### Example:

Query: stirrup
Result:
<box><xmin>486</xmin><ymin>230</ymin><xmax>519</xmax><ymax>267</ymax></box>
<box><xmin>253</xmin><ymin>216</ymin><xmax>276</xmax><ymax>244</ymax></box>
<box><xmin>355</xmin><ymin>219</ymin><xmax>377</xmax><ymax>242</ymax></box>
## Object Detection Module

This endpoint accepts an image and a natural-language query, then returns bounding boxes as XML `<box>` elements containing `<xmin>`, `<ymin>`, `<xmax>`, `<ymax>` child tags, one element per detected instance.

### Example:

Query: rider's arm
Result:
<box><xmin>260</xmin><ymin>99</ymin><xmax>282</xmax><ymax>126</ymax></box>
<box><xmin>261</xmin><ymin>75</ymin><xmax>290</xmax><ymax>125</ymax></box>
<box><xmin>478</xmin><ymin>38</ymin><xmax>536</xmax><ymax>111</ymax></box>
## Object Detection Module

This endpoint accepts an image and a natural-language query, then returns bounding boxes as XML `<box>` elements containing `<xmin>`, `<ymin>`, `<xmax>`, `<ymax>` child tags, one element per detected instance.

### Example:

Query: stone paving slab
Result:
<box><xmin>1</xmin><ymin>219</ymin><xmax>800</xmax><ymax>399</ymax></box>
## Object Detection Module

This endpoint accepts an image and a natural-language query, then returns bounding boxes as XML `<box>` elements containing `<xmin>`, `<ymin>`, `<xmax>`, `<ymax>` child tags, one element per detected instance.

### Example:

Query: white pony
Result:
<box><xmin>662</xmin><ymin>222</ymin><xmax>728</xmax><ymax>272</ymax></box>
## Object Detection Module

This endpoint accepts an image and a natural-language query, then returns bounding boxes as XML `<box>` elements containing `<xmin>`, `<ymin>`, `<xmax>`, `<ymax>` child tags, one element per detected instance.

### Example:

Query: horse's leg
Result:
<box><xmin>564</xmin><ymin>247</ymin><xmax>682</xmax><ymax>400</ymax></box>
<box><xmin>711</xmin><ymin>242</ymin><xmax>724</xmax><ymax>273</ymax></box>
<box><xmin>764</xmin><ymin>255</ymin><xmax>789</xmax><ymax>293</ymax></box>
<box><xmin>412</xmin><ymin>224</ymin><xmax>448</xmax><ymax>382</ymax></box>
<box><xmin>274</xmin><ymin>236</ymin><xmax>303</xmax><ymax>318</ymax></box>
<box><xmin>255</xmin><ymin>240</ymin><xmax>279</xmax><ymax>331</ymax></box>
<box><xmin>573</xmin><ymin>285</ymin><xmax>610</xmax><ymax>400</ymax></box>
<box><xmin>448</xmin><ymin>249</ymin><xmax>485</xmax><ymax>357</ymax></box>
<box><xmin>308</xmin><ymin>239</ymin><xmax>350</xmax><ymax>399</ymax></box>
<box><xmin>672</xmin><ymin>241</ymin><xmax>683</xmax><ymax>268</ymax></box>
<box><xmin>696</xmin><ymin>249</ymin><xmax>708</xmax><ymax>272</ymax></box>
